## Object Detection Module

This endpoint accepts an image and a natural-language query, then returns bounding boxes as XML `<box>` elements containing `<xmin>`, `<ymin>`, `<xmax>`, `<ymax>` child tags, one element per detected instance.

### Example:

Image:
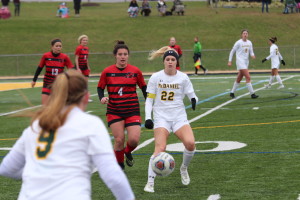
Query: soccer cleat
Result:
<box><xmin>230</xmin><ymin>93</ymin><xmax>235</xmax><ymax>99</ymax></box>
<box><xmin>180</xmin><ymin>165</ymin><xmax>190</xmax><ymax>185</ymax></box>
<box><xmin>204</xmin><ymin>69</ymin><xmax>208</xmax><ymax>75</ymax></box>
<box><xmin>264</xmin><ymin>84</ymin><xmax>271</xmax><ymax>89</ymax></box>
<box><xmin>144</xmin><ymin>183</ymin><xmax>155</xmax><ymax>193</ymax></box>
<box><xmin>119</xmin><ymin>162</ymin><xmax>125</xmax><ymax>171</ymax></box>
<box><xmin>125</xmin><ymin>152</ymin><xmax>134</xmax><ymax>167</ymax></box>
<box><xmin>251</xmin><ymin>94</ymin><xmax>259</xmax><ymax>99</ymax></box>
<box><xmin>277</xmin><ymin>85</ymin><xmax>285</xmax><ymax>89</ymax></box>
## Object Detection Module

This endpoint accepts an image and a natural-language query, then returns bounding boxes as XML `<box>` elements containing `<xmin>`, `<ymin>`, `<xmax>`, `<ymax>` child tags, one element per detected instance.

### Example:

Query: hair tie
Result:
<box><xmin>163</xmin><ymin>50</ymin><xmax>179</xmax><ymax>61</ymax></box>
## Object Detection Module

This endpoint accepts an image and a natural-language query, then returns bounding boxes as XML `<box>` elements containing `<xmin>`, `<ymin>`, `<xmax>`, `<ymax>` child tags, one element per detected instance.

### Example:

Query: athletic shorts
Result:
<box><xmin>107</xmin><ymin>114</ymin><xmax>141</xmax><ymax>127</ymax></box>
<box><xmin>236</xmin><ymin>60</ymin><xmax>249</xmax><ymax>70</ymax></box>
<box><xmin>42</xmin><ymin>83</ymin><xmax>51</xmax><ymax>95</ymax></box>
<box><xmin>154</xmin><ymin>119</ymin><xmax>189</xmax><ymax>133</ymax></box>
<box><xmin>81</xmin><ymin>69</ymin><xmax>90</xmax><ymax>77</ymax></box>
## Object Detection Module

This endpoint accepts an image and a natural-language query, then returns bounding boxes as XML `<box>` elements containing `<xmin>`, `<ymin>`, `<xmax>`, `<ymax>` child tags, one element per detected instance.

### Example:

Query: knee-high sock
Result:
<box><xmin>114</xmin><ymin>149</ymin><xmax>125</xmax><ymax>164</ymax></box>
<box><xmin>147</xmin><ymin>155</ymin><xmax>156</xmax><ymax>184</ymax></box>
<box><xmin>124</xmin><ymin>142</ymin><xmax>136</xmax><ymax>154</ymax></box>
<box><xmin>268</xmin><ymin>76</ymin><xmax>275</xmax><ymax>85</ymax></box>
<box><xmin>246</xmin><ymin>82</ymin><xmax>254</xmax><ymax>94</ymax></box>
<box><xmin>182</xmin><ymin>148</ymin><xmax>195</xmax><ymax>168</ymax></box>
<box><xmin>275</xmin><ymin>75</ymin><xmax>283</xmax><ymax>85</ymax></box>
<box><xmin>231</xmin><ymin>81</ymin><xmax>240</xmax><ymax>93</ymax></box>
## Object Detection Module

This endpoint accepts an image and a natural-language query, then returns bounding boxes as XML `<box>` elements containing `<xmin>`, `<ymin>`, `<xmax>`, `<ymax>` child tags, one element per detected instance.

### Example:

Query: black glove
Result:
<box><xmin>191</xmin><ymin>98</ymin><xmax>196</xmax><ymax>111</ymax></box>
<box><xmin>262</xmin><ymin>58</ymin><xmax>267</xmax><ymax>63</ymax></box>
<box><xmin>281</xmin><ymin>60</ymin><xmax>286</xmax><ymax>66</ymax></box>
<box><xmin>145</xmin><ymin>119</ymin><xmax>154</xmax><ymax>129</ymax></box>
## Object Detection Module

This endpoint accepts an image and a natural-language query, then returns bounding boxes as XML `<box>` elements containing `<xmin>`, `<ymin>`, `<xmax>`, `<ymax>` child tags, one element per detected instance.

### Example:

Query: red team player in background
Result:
<box><xmin>97</xmin><ymin>41</ymin><xmax>147</xmax><ymax>170</ymax></box>
<box><xmin>75</xmin><ymin>35</ymin><xmax>93</xmax><ymax>102</ymax></box>
<box><xmin>168</xmin><ymin>37</ymin><xmax>182</xmax><ymax>70</ymax></box>
<box><xmin>31</xmin><ymin>39</ymin><xmax>73</xmax><ymax>105</ymax></box>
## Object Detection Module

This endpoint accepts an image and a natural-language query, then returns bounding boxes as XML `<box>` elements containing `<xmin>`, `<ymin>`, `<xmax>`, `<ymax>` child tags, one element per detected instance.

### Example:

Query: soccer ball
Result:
<box><xmin>151</xmin><ymin>152</ymin><xmax>175</xmax><ymax>177</ymax></box>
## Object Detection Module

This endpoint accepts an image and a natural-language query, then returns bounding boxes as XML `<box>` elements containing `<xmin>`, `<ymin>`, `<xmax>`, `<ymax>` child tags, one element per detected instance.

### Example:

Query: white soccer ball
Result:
<box><xmin>151</xmin><ymin>152</ymin><xmax>175</xmax><ymax>177</ymax></box>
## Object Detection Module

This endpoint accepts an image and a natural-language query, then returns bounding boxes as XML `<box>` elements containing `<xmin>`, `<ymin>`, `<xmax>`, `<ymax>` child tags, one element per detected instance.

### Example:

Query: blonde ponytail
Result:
<box><xmin>32</xmin><ymin>69</ymin><xmax>87</xmax><ymax>134</ymax></box>
<box><xmin>148</xmin><ymin>46</ymin><xmax>174</xmax><ymax>60</ymax></box>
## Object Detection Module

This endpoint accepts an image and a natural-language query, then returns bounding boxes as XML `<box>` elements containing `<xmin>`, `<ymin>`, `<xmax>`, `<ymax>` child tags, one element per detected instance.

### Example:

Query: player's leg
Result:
<box><xmin>144</xmin><ymin>126</ymin><xmax>170</xmax><ymax>193</ymax></box>
<box><xmin>242</xmin><ymin>69</ymin><xmax>258</xmax><ymax>98</ymax></box>
<box><xmin>273</xmin><ymin>68</ymin><xmax>284</xmax><ymax>89</ymax></box>
<box><xmin>41</xmin><ymin>87</ymin><xmax>51</xmax><ymax>105</ymax></box>
<box><xmin>109</xmin><ymin>117</ymin><xmax>126</xmax><ymax>170</ymax></box>
<box><xmin>230</xmin><ymin>71</ymin><xmax>243</xmax><ymax>98</ymax></box>
<box><xmin>174</xmin><ymin>124</ymin><xmax>195</xmax><ymax>185</ymax></box>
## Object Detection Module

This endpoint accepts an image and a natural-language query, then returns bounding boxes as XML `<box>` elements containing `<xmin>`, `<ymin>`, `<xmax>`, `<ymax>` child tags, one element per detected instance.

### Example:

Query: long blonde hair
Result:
<box><xmin>32</xmin><ymin>69</ymin><xmax>87</xmax><ymax>134</ymax></box>
<box><xmin>148</xmin><ymin>46</ymin><xmax>177</xmax><ymax>60</ymax></box>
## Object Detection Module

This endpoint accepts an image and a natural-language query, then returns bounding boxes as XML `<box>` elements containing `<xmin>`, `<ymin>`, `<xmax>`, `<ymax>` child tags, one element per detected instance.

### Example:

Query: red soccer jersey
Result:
<box><xmin>38</xmin><ymin>52</ymin><xmax>73</xmax><ymax>86</ymax></box>
<box><xmin>98</xmin><ymin>64</ymin><xmax>146</xmax><ymax>117</ymax></box>
<box><xmin>169</xmin><ymin>44</ymin><xmax>182</xmax><ymax>56</ymax></box>
<box><xmin>75</xmin><ymin>45</ymin><xmax>89</xmax><ymax>70</ymax></box>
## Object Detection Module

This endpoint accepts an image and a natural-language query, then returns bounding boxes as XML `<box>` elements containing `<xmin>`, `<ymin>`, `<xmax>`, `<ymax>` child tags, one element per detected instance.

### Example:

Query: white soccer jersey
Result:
<box><xmin>229</xmin><ymin>39</ymin><xmax>255</xmax><ymax>70</ymax></box>
<box><xmin>13</xmin><ymin>107</ymin><xmax>114</xmax><ymax>200</ymax></box>
<box><xmin>266</xmin><ymin>44</ymin><xmax>283</xmax><ymax>69</ymax></box>
<box><xmin>146</xmin><ymin>70</ymin><xmax>197</xmax><ymax>122</ymax></box>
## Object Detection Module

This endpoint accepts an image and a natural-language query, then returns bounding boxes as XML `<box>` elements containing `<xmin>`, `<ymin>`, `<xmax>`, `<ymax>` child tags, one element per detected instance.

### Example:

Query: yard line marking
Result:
<box><xmin>0</xmin><ymin>105</ymin><xmax>41</xmax><ymax>117</ymax></box>
<box><xmin>189</xmin><ymin>76</ymin><xmax>294</xmax><ymax>123</ymax></box>
<box><xmin>133</xmin><ymin>138</ymin><xmax>155</xmax><ymax>152</ymax></box>
<box><xmin>207</xmin><ymin>194</ymin><xmax>221</xmax><ymax>200</ymax></box>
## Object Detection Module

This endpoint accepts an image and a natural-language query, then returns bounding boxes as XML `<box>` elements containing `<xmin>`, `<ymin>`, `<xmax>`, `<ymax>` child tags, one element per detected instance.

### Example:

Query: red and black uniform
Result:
<box><xmin>169</xmin><ymin>44</ymin><xmax>183</xmax><ymax>70</ymax></box>
<box><xmin>75</xmin><ymin>45</ymin><xmax>90</xmax><ymax>77</ymax></box>
<box><xmin>32</xmin><ymin>52</ymin><xmax>73</xmax><ymax>95</ymax></box>
<box><xmin>97</xmin><ymin>64</ymin><xmax>147</xmax><ymax>127</ymax></box>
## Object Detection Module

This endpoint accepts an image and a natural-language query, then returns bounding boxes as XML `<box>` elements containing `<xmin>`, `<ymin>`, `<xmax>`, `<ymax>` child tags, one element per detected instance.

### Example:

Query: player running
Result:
<box><xmin>144</xmin><ymin>46</ymin><xmax>198</xmax><ymax>193</ymax></box>
<box><xmin>262</xmin><ymin>36</ymin><xmax>286</xmax><ymax>89</ymax></box>
<box><xmin>228</xmin><ymin>29</ymin><xmax>259</xmax><ymax>99</ymax></box>
<box><xmin>0</xmin><ymin>70</ymin><xmax>135</xmax><ymax>200</ymax></box>
<box><xmin>97</xmin><ymin>40</ymin><xmax>147</xmax><ymax>170</ymax></box>
<box><xmin>31</xmin><ymin>38</ymin><xmax>73</xmax><ymax>105</ymax></box>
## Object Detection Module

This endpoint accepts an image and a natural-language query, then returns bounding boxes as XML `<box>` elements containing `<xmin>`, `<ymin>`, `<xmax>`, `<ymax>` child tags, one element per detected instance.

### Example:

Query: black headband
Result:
<box><xmin>269</xmin><ymin>38</ymin><xmax>275</xmax><ymax>43</ymax></box>
<box><xmin>163</xmin><ymin>50</ymin><xmax>179</xmax><ymax>61</ymax></box>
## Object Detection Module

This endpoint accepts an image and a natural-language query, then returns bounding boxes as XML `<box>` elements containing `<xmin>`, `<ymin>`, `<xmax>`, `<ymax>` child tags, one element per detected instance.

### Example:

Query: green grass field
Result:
<box><xmin>1</xmin><ymin>73</ymin><xmax>300</xmax><ymax>200</ymax></box>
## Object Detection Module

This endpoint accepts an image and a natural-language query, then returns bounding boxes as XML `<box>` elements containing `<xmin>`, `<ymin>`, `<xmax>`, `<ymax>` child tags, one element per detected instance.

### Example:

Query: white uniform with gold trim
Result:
<box><xmin>228</xmin><ymin>39</ymin><xmax>255</xmax><ymax>70</ymax></box>
<box><xmin>146</xmin><ymin>70</ymin><xmax>197</xmax><ymax>132</ymax></box>
<box><xmin>266</xmin><ymin>43</ymin><xmax>283</xmax><ymax>69</ymax></box>
<box><xmin>9</xmin><ymin>107</ymin><xmax>133</xmax><ymax>200</ymax></box>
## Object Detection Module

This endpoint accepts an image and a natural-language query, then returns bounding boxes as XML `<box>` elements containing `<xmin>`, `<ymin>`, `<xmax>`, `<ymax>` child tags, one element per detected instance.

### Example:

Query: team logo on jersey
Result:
<box><xmin>125</xmin><ymin>72</ymin><xmax>135</xmax><ymax>78</ymax></box>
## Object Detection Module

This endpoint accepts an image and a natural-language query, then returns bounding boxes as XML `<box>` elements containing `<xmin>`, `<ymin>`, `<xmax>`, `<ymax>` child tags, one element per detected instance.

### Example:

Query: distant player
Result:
<box><xmin>262</xmin><ymin>37</ymin><xmax>286</xmax><ymax>89</ymax></box>
<box><xmin>144</xmin><ymin>46</ymin><xmax>198</xmax><ymax>193</ymax></box>
<box><xmin>0</xmin><ymin>70</ymin><xmax>135</xmax><ymax>200</ymax></box>
<box><xmin>168</xmin><ymin>37</ymin><xmax>182</xmax><ymax>70</ymax></box>
<box><xmin>193</xmin><ymin>36</ymin><xmax>208</xmax><ymax>75</ymax></box>
<box><xmin>75</xmin><ymin>35</ymin><xmax>93</xmax><ymax>102</ymax></box>
<box><xmin>228</xmin><ymin>29</ymin><xmax>259</xmax><ymax>99</ymax></box>
<box><xmin>97</xmin><ymin>40</ymin><xmax>147</xmax><ymax>170</ymax></box>
<box><xmin>31</xmin><ymin>38</ymin><xmax>73</xmax><ymax>105</ymax></box>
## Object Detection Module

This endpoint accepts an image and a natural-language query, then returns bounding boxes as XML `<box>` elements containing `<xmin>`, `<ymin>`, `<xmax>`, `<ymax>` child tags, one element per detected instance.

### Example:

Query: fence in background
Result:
<box><xmin>0</xmin><ymin>46</ymin><xmax>298</xmax><ymax>76</ymax></box>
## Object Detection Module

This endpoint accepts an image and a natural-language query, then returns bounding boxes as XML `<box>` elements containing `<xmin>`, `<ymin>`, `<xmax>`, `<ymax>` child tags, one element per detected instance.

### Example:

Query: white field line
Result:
<box><xmin>0</xmin><ymin>105</ymin><xmax>41</xmax><ymax>117</ymax></box>
<box><xmin>189</xmin><ymin>76</ymin><xmax>294</xmax><ymax>123</ymax></box>
<box><xmin>135</xmin><ymin>76</ymin><xmax>295</xmax><ymax>151</ymax></box>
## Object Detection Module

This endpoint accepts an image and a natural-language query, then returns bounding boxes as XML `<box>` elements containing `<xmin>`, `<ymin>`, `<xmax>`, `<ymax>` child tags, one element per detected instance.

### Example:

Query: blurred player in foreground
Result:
<box><xmin>0</xmin><ymin>70</ymin><xmax>135</xmax><ymax>200</ymax></box>
<box><xmin>144</xmin><ymin>46</ymin><xmax>198</xmax><ymax>193</ymax></box>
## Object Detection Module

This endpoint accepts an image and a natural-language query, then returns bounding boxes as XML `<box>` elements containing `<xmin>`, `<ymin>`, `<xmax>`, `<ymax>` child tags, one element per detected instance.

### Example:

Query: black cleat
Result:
<box><xmin>125</xmin><ymin>152</ymin><xmax>134</xmax><ymax>167</ymax></box>
<box><xmin>251</xmin><ymin>94</ymin><xmax>259</xmax><ymax>99</ymax></box>
<box><xmin>230</xmin><ymin>93</ymin><xmax>235</xmax><ymax>99</ymax></box>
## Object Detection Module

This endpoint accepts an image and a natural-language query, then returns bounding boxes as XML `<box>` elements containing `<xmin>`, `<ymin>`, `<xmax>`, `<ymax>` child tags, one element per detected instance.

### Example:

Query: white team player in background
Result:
<box><xmin>143</xmin><ymin>47</ymin><xmax>198</xmax><ymax>193</ymax></box>
<box><xmin>0</xmin><ymin>70</ymin><xmax>135</xmax><ymax>200</ymax></box>
<box><xmin>262</xmin><ymin>36</ymin><xmax>286</xmax><ymax>89</ymax></box>
<box><xmin>228</xmin><ymin>29</ymin><xmax>259</xmax><ymax>99</ymax></box>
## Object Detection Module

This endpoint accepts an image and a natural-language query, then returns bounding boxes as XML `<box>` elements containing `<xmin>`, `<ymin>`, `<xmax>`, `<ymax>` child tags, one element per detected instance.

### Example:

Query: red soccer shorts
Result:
<box><xmin>107</xmin><ymin>114</ymin><xmax>141</xmax><ymax>127</ymax></box>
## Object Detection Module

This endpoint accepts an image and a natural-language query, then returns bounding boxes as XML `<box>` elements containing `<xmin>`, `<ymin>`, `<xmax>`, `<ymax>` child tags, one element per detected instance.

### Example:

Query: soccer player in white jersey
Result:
<box><xmin>0</xmin><ymin>70</ymin><xmax>135</xmax><ymax>200</ymax></box>
<box><xmin>143</xmin><ymin>46</ymin><xmax>198</xmax><ymax>193</ymax></box>
<box><xmin>228</xmin><ymin>29</ymin><xmax>259</xmax><ymax>99</ymax></box>
<box><xmin>262</xmin><ymin>37</ymin><xmax>286</xmax><ymax>89</ymax></box>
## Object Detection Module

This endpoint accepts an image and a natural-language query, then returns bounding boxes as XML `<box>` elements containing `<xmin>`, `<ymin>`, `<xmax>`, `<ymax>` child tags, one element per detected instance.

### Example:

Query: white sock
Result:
<box><xmin>231</xmin><ymin>81</ymin><xmax>240</xmax><ymax>93</ymax></box>
<box><xmin>246</xmin><ymin>83</ymin><xmax>254</xmax><ymax>94</ymax></box>
<box><xmin>147</xmin><ymin>155</ymin><xmax>156</xmax><ymax>184</ymax></box>
<box><xmin>275</xmin><ymin>75</ymin><xmax>283</xmax><ymax>85</ymax></box>
<box><xmin>181</xmin><ymin>148</ymin><xmax>195</xmax><ymax>169</ymax></box>
<box><xmin>268</xmin><ymin>76</ymin><xmax>275</xmax><ymax>85</ymax></box>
